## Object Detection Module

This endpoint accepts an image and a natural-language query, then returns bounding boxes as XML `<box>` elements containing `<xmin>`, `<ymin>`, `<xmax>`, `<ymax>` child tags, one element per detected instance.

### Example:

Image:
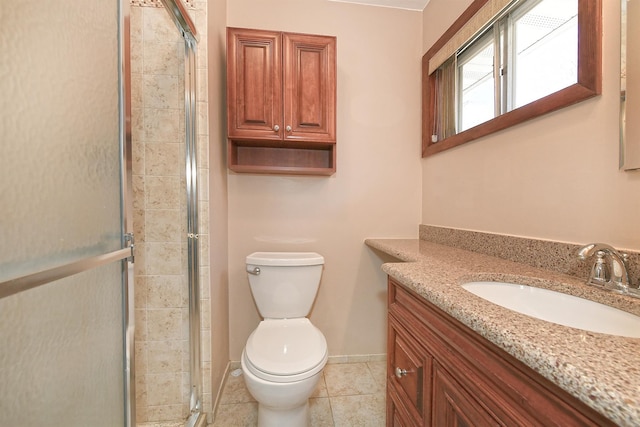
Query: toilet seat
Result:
<box><xmin>244</xmin><ymin>318</ymin><xmax>328</xmax><ymax>383</ymax></box>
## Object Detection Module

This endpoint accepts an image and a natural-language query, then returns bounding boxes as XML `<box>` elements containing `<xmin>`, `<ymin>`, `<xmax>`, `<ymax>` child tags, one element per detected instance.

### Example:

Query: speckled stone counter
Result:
<box><xmin>365</xmin><ymin>238</ymin><xmax>640</xmax><ymax>426</ymax></box>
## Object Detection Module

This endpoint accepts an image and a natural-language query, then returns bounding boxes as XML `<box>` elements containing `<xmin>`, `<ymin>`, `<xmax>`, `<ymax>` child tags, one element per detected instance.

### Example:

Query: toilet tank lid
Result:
<box><xmin>246</xmin><ymin>252</ymin><xmax>324</xmax><ymax>266</ymax></box>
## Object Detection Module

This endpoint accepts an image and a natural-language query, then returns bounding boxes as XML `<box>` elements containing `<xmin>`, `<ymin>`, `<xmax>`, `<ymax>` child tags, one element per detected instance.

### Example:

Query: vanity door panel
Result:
<box><xmin>283</xmin><ymin>32</ymin><xmax>336</xmax><ymax>143</ymax></box>
<box><xmin>432</xmin><ymin>363</ymin><xmax>501</xmax><ymax>427</ymax></box>
<box><xmin>388</xmin><ymin>315</ymin><xmax>431</xmax><ymax>426</ymax></box>
<box><xmin>227</xmin><ymin>28</ymin><xmax>283</xmax><ymax>141</ymax></box>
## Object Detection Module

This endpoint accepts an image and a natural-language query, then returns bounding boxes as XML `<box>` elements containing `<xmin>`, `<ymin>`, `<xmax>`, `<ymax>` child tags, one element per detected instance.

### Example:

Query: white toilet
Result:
<box><xmin>241</xmin><ymin>252</ymin><xmax>328</xmax><ymax>427</ymax></box>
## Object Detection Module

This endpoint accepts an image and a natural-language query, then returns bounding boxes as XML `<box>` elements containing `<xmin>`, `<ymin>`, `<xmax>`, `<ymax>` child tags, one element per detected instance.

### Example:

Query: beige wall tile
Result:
<box><xmin>143</xmin><ymin>7</ymin><xmax>176</xmax><ymax>42</ymax></box>
<box><xmin>199</xmin><ymin>266</ymin><xmax>210</xmax><ymax>299</ymax></box>
<box><xmin>145</xmin><ymin>242</ymin><xmax>182</xmax><ymax>275</ymax></box>
<box><xmin>145</xmin><ymin>143</ymin><xmax>181</xmax><ymax>176</ymax></box>
<box><xmin>145</xmin><ymin>403</ymin><xmax>186</xmax><ymax>422</ymax></box>
<box><xmin>198</xmin><ymin>234</ymin><xmax>209</xmax><ymax>267</ymax></box>
<box><xmin>143</xmin><ymin>75</ymin><xmax>180</xmax><ymax>110</ymax></box>
<box><xmin>135</xmin><ymin>340</ymin><xmax>148</xmax><ymax>373</ymax></box>
<box><xmin>200</xmin><ymin>301</ymin><xmax>210</xmax><ymax>329</ymax></box>
<box><xmin>143</xmin><ymin>108</ymin><xmax>181</xmax><ymax>142</ymax></box>
<box><xmin>134</xmin><ymin>275</ymin><xmax>148</xmax><ymax>308</ymax></box>
<box><xmin>146</xmin><ymin>275</ymin><xmax>183</xmax><ymax>308</ymax></box>
<box><xmin>147</xmin><ymin>308</ymin><xmax>183</xmax><ymax>341</ymax></box>
<box><xmin>135</xmin><ymin>308</ymin><xmax>148</xmax><ymax>341</ymax></box>
<box><xmin>143</xmin><ymin>41</ymin><xmax>182</xmax><ymax>75</ymax></box>
<box><xmin>200</xmin><ymin>328</ymin><xmax>211</xmax><ymax>363</ymax></box>
<box><xmin>145</xmin><ymin>176</ymin><xmax>181</xmax><ymax>210</ymax></box>
<box><xmin>130</xmin><ymin>6</ymin><xmax>143</xmax><ymax>41</ymax></box>
<box><xmin>147</xmin><ymin>339</ymin><xmax>184</xmax><ymax>373</ymax></box>
<box><xmin>132</xmin><ymin>174</ymin><xmax>146</xmax><ymax>210</ymax></box>
<box><xmin>146</xmin><ymin>208</ymin><xmax>181</xmax><ymax>242</ymax></box>
<box><xmin>198</xmin><ymin>201</ymin><xmax>209</xmax><ymax>235</ymax></box>
<box><xmin>133</xmin><ymin>242</ymin><xmax>147</xmax><ymax>276</ymax></box>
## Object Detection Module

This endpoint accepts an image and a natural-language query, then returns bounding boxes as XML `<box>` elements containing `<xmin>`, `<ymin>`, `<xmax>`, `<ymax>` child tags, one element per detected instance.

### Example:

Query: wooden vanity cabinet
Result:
<box><xmin>226</xmin><ymin>27</ymin><xmax>336</xmax><ymax>175</ymax></box>
<box><xmin>387</xmin><ymin>278</ymin><xmax>615</xmax><ymax>427</ymax></box>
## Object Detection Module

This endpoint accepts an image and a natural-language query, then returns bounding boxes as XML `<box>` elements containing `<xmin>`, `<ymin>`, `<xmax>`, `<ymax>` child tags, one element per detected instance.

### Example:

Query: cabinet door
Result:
<box><xmin>283</xmin><ymin>32</ymin><xmax>336</xmax><ymax>143</ymax></box>
<box><xmin>432</xmin><ymin>363</ymin><xmax>502</xmax><ymax>427</ymax></box>
<box><xmin>227</xmin><ymin>28</ymin><xmax>283</xmax><ymax>141</ymax></box>
<box><xmin>388</xmin><ymin>316</ymin><xmax>430</xmax><ymax>426</ymax></box>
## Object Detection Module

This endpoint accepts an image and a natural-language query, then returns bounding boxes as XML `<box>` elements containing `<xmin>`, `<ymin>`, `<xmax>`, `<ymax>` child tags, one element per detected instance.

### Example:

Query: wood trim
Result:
<box><xmin>422</xmin><ymin>0</ymin><xmax>602</xmax><ymax>158</ymax></box>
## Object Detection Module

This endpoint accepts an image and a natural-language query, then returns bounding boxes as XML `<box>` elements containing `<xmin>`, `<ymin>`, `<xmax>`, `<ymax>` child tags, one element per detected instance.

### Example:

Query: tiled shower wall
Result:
<box><xmin>130</xmin><ymin>1</ymin><xmax>211</xmax><ymax>424</ymax></box>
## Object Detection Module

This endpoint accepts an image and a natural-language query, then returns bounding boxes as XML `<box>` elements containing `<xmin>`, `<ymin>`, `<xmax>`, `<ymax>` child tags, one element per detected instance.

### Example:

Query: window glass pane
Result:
<box><xmin>459</xmin><ymin>35</ymin><xmax>495</xmax><ymax>132</ymax></box>
<box><xmin>512</xmin><ymin>0</ymin><xmax>578</xmax><ymax>108</ymax></box>
<box><xmin>0</xmin><ymin>263</ymin><xmax>125</xmax><ymax>426</ymax></box>
<box><xmin>0</xmin><ymin>0</ymin><xmax>122</xmax><ymax>281</ymax></box>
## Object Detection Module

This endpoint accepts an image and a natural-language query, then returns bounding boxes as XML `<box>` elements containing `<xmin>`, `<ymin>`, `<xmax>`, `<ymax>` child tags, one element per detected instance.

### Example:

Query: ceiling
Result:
<box><xmin>328</xmin><ymin>0</ymin><xmax>430</xmax><ymax>11</ymax></box>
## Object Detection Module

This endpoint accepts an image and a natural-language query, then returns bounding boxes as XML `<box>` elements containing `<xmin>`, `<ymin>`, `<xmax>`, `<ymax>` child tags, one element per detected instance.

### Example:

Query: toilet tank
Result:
<box><xmin>246</xmin><ymin>252</ymin><xmax>324</xmax><ymax>319</ymax></box>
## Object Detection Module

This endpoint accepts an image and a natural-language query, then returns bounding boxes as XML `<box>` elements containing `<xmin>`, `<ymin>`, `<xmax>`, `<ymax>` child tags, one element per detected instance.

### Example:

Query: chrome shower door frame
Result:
<box><xmin>185</xmin><ymin>32</ymin><xmax>202</xmax><ymax>420</ymax></box>
<box><xmin>158</xmin><ymin>0</ymin><xmax>203</xmax><ymax>423</ymax></box>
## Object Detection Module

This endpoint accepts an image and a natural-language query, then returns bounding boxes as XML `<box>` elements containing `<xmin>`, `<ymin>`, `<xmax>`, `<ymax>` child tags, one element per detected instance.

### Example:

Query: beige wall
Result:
<box><xmin>422</xmin><ymin>0</ymin><xmax>640</xmax><ymax>252</ymax></box>
<box><xmin>206</xmin><ymin>0</ymin><xmax>230</xmax><ymax>414</ymax></box>
<box><xmin>225</xmin><ymin>0</ymin><xmax>423</xmax><ymax>360</ymax></box>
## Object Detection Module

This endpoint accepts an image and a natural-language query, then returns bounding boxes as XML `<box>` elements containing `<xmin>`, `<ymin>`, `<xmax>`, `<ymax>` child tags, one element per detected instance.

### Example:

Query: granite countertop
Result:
<box><xmin>365</xmin><ymin>238</ymin><xmax>640</xmax><ymax>426</ymax></box>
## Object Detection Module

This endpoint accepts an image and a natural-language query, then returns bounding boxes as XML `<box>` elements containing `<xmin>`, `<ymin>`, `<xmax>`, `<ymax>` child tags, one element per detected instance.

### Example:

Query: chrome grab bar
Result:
<box><xmin>246</xmin><ymin>267</ymin><xmax>260</xmax><ymax>275</ymax></box>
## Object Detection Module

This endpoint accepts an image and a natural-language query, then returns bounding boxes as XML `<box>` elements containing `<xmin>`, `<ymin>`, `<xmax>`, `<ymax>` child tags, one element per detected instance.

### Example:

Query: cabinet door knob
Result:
<box><xmin>395</xmin><ymin>367</ymin><xmax>409</xmax><ymax>378</ymax></box>
<box><xmin>273</xmin><ymin>125</ymin><xmax>280</xmax><ymax>132</ymax></box>
<box><xmin>286</xmin><ymin>125</ymin><xmax>292</xmax><ymax>132</ymax></box>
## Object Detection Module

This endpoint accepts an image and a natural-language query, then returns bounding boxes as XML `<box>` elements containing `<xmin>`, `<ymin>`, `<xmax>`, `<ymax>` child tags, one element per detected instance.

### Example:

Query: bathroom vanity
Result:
<box><xmin>388</xmin><ymin>278</ymin><xmax>612</xmax><ymax>426</ymax></box>
<box><xmin>366</xmin><ymin>238</ymin><xmax>640</xmax><ymax>427</ymax></box>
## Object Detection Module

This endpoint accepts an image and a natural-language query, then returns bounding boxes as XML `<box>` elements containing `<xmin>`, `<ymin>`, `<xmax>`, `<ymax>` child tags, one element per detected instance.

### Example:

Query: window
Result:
<box><xmin>458</xmin><ymin>31</ymin><xmax>496</xmax><ymax>132</ymax></box>
<box><xmin>422</xmin><ymin>0</ymin><xmax>601</xmax><ymax>157</ymax></box>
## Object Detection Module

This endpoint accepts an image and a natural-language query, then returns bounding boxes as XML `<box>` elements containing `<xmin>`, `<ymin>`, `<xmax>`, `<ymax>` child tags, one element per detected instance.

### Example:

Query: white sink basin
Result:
<box><xmin>462</xmin><ymin>281</ymin><xmax>640</xmax><ymax>338</ymax></box>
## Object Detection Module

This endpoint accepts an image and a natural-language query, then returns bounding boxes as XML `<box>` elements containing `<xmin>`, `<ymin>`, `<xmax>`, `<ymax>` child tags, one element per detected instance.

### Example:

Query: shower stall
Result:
<box><xmin>0</xmin><ymin>0</ymin><xmax>209</xmax><ymax>426</ymax></box>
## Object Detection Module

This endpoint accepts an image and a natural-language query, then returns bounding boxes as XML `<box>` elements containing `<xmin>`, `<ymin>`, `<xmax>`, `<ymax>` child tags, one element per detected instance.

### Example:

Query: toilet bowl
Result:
<box><xmin>242</xmin><ymin>252</ymin><xmax>327</xmax><ymax>427</ymax></box>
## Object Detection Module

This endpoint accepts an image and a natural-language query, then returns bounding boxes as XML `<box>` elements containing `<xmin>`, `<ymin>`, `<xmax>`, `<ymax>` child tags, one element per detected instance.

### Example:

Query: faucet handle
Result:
<box><xmin>588</xmin><ymin>250</ymin><xmax>610</xmax><ymax>286</ymax></box>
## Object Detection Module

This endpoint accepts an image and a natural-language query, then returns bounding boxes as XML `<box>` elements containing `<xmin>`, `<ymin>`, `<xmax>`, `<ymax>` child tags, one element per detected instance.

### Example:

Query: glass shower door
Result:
<box><xmin>0</xmin><ymin>0</ymin><xmax>133</xmax><ymax>425</ymax></box>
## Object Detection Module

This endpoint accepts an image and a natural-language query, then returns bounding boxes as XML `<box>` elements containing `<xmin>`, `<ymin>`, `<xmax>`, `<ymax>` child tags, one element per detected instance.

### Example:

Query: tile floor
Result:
<box><xmin>210</xmin><ymin>360</ymin><xmax>387</xmax><ymax>426</ymax></box>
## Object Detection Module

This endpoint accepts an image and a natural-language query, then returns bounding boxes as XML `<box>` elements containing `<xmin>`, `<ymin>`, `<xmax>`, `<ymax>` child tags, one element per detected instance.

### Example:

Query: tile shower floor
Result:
<box><xmin>210</xmin><ymin>360</ymin><xmax>387</xmax><ymax>426</ymax></box>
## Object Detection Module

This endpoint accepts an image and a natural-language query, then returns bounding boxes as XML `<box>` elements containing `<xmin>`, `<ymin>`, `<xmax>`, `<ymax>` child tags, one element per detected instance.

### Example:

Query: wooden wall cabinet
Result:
<box><xmin>387</xmin><ymin>278</ymin><xmax>615</xmax><ymax>427</ymax></box>
<box><xmin>226</xmin><ymin>27</ymin><xmax>337</xmax><ymax>175</ymax></box>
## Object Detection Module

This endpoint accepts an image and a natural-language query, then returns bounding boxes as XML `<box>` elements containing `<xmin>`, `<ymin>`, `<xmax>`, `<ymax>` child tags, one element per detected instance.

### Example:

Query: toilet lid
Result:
<box><xmin>245</xmin><ymin>318</ymin><xmax>327</xmax><ymax>376</ymax></box>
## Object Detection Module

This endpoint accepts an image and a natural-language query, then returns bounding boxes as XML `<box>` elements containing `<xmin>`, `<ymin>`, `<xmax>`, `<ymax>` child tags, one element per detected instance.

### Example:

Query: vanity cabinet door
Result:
<box><xmin>388</xmin><ymin>316</ymin><xmax>431</xmax><ymax>426</ymax></box>
<box><xmin>432</xmin><ymin>363</ymin><xmax>501</xmax><ymax>427</ymax></box>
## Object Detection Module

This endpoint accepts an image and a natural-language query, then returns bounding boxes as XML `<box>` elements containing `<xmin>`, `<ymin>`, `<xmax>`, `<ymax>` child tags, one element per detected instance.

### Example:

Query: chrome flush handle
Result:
<box><xmin>246</xmin><ymin>267</ymin><xmax>260</xmax><ymax>275</ymax></box>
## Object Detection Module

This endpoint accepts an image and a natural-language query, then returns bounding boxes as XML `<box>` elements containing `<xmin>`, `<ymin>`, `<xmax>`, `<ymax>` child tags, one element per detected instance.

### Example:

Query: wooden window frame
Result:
<box><xmin>422</xmin><ymin>0</ymin><xmax>602</xmax><ymax>158</ymax></box>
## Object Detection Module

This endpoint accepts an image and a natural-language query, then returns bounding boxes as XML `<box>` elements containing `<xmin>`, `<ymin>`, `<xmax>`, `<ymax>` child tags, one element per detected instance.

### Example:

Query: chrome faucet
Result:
<box><xmin>577</xmin><ymin>243</ymin><xmax>630</xmax><ymax>293</ymax></box>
